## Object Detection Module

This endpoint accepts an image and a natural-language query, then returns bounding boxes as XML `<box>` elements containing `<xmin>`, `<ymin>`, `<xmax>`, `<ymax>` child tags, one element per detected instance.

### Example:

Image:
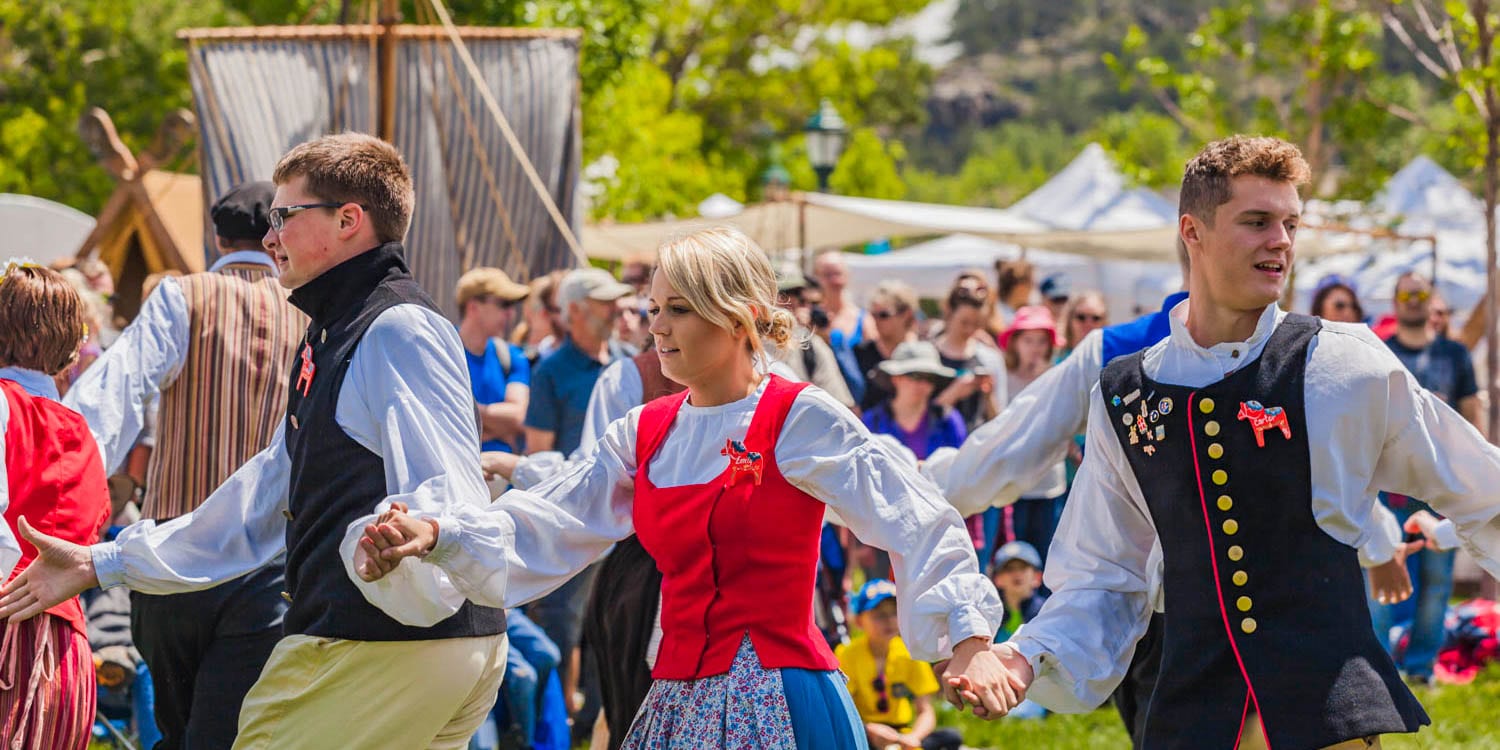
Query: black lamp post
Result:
<box><xmin>803</xmin><ymin>98</ymin><xmax>847</xmax><ymax>193</ymax></box>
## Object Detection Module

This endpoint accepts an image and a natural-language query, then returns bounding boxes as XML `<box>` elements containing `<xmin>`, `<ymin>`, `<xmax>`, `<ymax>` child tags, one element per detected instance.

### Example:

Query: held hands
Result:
<box><xmin>353</xmin><ymin>502</ymin><xmax>440</xmax><ymax>583</ymax></box>
<box><xmin>1368</xmin><ymin>538</ymin><xmax>1425</xmax><ymax>606</ymax></box>
<box><xmin>939</xmin><ymin>636</ymin><xmax>1032</xmax><ymax>720</ymax></box>
<box><xmin>1403</xmin><ymin>510</ymin><xmax>1446</xmax><ymax>549</ymax></box>
<box><xmin>0</xmin><ymin>517</ymin><xmax>100</xmax><ymax>623</ymax></box>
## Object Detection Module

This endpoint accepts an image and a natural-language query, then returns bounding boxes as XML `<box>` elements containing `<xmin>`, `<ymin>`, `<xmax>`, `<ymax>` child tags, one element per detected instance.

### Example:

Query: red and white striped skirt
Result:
<box><xmin>0</xmin><ymin>613</ymin><xmax>95</xmax><ymax>750</ymax></box>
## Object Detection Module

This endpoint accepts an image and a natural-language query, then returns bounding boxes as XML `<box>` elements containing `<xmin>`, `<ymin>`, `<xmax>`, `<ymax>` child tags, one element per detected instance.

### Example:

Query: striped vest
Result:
<box><xmin>143</xmin><ymin>263</ymin><xmax>306</xmax><ymax>520</ymax></box>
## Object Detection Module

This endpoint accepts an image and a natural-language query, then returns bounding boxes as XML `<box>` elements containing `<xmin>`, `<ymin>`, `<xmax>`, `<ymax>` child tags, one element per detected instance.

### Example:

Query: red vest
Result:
<box><xmin>1</xmin><ymin>379</ymin><xmax>110</xmax><ymax>635</ymax></box>
<box><xmin>633</xmin><ymin>375</ymin><xmax>838</xmax><ymax>679</ymax></box>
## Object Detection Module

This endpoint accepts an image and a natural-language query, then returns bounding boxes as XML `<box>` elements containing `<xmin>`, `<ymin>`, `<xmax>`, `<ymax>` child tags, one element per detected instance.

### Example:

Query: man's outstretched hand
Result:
<box><xmin>0</xmin><ymin>517</ymin><xmax>99</xmax><ymax>622</ymax></box>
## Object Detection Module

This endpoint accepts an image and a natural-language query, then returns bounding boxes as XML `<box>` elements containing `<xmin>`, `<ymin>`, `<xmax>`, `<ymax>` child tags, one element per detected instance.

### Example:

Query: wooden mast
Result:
<box><xmin>377</xmin><ymin>0</ymin><xmax>400</xmax><ymax>142</ymax></box>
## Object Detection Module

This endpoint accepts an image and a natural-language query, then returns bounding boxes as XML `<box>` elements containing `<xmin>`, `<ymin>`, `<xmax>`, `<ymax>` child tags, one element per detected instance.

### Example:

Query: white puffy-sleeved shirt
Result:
<box><xmin>1010</xmin><ymin>301</ymin><xmax>1500</xmax><ymax>712</ymax></box>
<box><xmin>89</xmin><ymin>303</ymin><xmax>491</xmax><ymax>607</ymax></box>
<box><xmin>353</xmin><ymin>378</ymin><xmax>1004</xmax><ymax>663</ymax></box>
<box><xmin>62</xmin><ymin>251</ymin><xmax>278</xmax><ymax>474</ymax></box>
<box><xmin>0</xmin><ymin>367</ymin><xmax>60</xmax><ymax>579</ymax></box>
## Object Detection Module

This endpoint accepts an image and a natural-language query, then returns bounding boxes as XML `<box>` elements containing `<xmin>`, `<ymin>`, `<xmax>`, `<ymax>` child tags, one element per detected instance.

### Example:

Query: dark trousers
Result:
<box><xmin>131</xmin><ymin>564</ymin><xmax>286</xmax><ymax>750</ymax></box>
<box><xmin>1111</xmin><ymin>611</ymin><xmax>1165</xmax><ymax>749</ymax></box>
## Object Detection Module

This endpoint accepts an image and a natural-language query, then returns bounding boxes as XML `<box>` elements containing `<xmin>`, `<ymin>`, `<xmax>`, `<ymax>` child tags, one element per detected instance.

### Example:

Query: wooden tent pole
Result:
<box><xmin>378</xmin><ymin>0</ymin><xmax>400</xmax><ymax>142</ymax></box>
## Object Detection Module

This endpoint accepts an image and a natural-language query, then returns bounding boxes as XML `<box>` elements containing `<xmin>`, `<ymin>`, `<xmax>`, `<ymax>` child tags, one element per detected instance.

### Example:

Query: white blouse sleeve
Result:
<box><xmin>1364</xmin><ymin>345</ymin><xmax>1500</xmax><ymax>579</ymax></box>
<box><xmin>1007</xmin><ymin>387</ymin><xmax>1159</xmax><ymax>713</ymax></box>
<box><xmin>92</xmin><ymin>424</ymin><xmax>290</xmax><ymax>593</ymax></box>
<box><xmin>923</xmin><ymin>331</ymin><xmax>1103</xmax><ymax>517</ymax></box>
<box><xmin>776</xmin><ymin>387</ymin><xmax>1003</xmax><ymax>663</ymax></box>
<box><xmin>575</xmin><ymin>359</ymin><xmax>641</xmax><ymax>459</ymax></box>
<box><xmin>62</xmin><ymin>277</ymin><xmax>191</xmax><ymax>473</ymax></box>
<box><xmin>413</xmin><ymin>410</ymin><xmax>639</xmax><ymax>610</ymax></box>
<box><xmin>1307</xmin><ymin>324</ymin><xmax>1500</xmax><ymax>576</ymax></box>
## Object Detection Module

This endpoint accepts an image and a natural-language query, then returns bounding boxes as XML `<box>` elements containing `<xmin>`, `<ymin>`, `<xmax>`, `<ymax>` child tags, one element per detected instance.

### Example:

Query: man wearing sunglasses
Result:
<box><xmin>1372</xmin><ymin>271</ymin><xmax>1481</xmax><ymax>688</ymax></box>
<box><xmin>455</xmin><ymin>268</ymin><xmax>531</xmax><ymax>455</ymax></box>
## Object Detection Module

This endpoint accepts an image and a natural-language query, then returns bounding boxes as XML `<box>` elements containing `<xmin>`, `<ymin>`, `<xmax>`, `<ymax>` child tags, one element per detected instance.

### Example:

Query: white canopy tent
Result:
<box><xmin>0</xmin><ymin>194</ymin><xmax>96</xmax><ymax>266</ymax></box>
<box><xmin>1293</xmin><ymin>157</ymin><xmax>1489</xmax><ymax>316</ymax></box>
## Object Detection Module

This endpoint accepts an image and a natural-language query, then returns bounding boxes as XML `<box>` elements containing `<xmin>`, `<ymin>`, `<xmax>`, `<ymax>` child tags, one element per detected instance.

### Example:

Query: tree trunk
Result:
<box><xmin>1478</xmin><ymin>0</ymin><xmax>1500</xmax><ymax>443</ymax></box>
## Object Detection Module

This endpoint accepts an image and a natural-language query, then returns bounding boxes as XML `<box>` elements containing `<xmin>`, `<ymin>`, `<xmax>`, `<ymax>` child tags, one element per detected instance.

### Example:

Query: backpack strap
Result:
<box><xmin>489</xmin><ymin>338</ymin><xmax>512</xmax><ymax>378</ymax></box>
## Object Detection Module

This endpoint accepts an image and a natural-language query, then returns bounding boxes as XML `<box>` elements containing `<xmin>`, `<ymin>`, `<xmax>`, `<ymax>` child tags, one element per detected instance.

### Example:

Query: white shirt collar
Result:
<box><xmin>0</xmin><ymin>366</ymin><xmax>60</xmax><ymax>401</ymax></box>
<box><xmin>1166</xmin><ymin>299</ymin><xmax>1285</xmax><ymax>363</ymax></box>
<box><xmin>210</xmin><ymin>250</ymin><xmax>277</xmax><ymax>273</ymax></box>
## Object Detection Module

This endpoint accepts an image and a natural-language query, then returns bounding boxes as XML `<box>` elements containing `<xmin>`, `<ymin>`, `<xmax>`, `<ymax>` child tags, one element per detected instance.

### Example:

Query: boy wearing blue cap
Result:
<box><xmin>837</xmin><ymin>579</ymin><xmax>945</xmax><ymax>750</ymax></box>
<box><xmin>990</xmin><ymin>541</ymin><xmax>1048</xmax><ymax>643</ymax></box>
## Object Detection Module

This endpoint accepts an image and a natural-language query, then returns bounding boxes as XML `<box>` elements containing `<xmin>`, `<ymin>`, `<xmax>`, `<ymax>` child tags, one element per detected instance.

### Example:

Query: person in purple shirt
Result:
<box><xmin>861</xmin><ymin>341</ymin><xmax>970</xmax><ymax>578</ymax></box>
<box><xmin>862</xmin><ymin>341</ymin><xmax>968</xmax><ymax>460</ymax></box>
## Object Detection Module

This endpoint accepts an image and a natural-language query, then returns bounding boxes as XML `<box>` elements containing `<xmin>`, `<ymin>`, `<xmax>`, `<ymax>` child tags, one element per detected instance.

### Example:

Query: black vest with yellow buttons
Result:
<box><xmin>1098</xmin><ymin>314</ymin><xmax>1426</xmax><ymax>750</ymax></box>
<box><xmin>282</xmin><ymin>242</ymin><xmax>505</xmax><ymax>642</ymax></box>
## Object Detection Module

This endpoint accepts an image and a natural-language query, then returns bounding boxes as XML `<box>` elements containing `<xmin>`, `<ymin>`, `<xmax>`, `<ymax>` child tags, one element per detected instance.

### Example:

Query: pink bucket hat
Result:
<box><xmin>999</xmin><ymin>305</ymin><xmax>1059</xmax><ymax>351</ymax></box>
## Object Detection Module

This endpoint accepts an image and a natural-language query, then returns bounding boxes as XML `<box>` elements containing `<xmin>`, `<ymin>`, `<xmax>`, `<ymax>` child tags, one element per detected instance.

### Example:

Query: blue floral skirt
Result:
<box><xmin>620</xmin><ymin>635</ymin><xmax>867</xmax><ymax>750</ymax></box>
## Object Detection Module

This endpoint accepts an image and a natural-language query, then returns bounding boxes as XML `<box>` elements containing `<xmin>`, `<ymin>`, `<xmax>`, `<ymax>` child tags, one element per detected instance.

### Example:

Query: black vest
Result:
<box><xmin>1098</xmin><ymin>314</ymin><xmax>1427</xmax><ymax>750</ymax></box>
<box><xmin>282</xmin><ymin>243</ymin><xmax>505</xmax><ymax>641</ymax></box>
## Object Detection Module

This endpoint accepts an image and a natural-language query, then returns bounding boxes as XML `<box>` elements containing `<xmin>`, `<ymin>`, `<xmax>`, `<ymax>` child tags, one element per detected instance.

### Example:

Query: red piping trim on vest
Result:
<box><xmin>1187</xmin><ymin>391</ymin><xmax>1271</xmax><ymax>749</ymax></box>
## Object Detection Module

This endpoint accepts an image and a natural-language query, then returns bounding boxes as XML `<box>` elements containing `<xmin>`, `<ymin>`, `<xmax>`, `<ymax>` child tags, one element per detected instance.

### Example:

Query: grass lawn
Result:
<box><xmin>945</xmin><ymin>666</ymin><xmax>1500</xmax><ymax>749</ymax></box>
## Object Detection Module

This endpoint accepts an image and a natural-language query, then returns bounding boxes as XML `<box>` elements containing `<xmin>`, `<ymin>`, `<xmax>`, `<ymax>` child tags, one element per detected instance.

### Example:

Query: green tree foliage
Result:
<box><xmin>0</xmin><ymin>1</ymin><xmax>235</xmax><ymax>212</ymax></box>
<box><xmin>904</xmin><ymin>121</ymin><xmax>1078</xmax><ymax>206</ymax></box>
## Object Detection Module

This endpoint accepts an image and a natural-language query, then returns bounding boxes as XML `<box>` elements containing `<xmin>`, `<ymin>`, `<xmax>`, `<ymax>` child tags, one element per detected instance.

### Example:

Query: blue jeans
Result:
<box><xmin>1368</xmin><ymin>498</ymin><xmax>1456</xmax><ymax>680</ymax></box>
<box><xmin>501</xmin><ymin>611</ymin><xmax>561</xmax><ymax>744</ymax></box>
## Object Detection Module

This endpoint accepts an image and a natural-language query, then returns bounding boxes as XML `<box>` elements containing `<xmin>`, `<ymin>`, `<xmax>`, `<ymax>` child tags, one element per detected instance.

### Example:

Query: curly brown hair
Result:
<box><xmin>1179</xmin><ymin>136</ymin><xmax>1311</xmax><ymax>225</ymax></box>
<box><xmin>0</xmin><ymin>264</ymin><xmax>91</xmax><ymax>375</ymax></box>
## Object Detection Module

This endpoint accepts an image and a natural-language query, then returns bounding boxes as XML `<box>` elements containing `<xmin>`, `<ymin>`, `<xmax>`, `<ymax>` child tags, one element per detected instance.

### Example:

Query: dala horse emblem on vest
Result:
<box><xmin>721</xmin><ymin>439</ymin><xmax>764</xmax><ymax>487</ymax></box>
<box><xmin>1237</xmin><ymin>400</ymin><xmax>1291</xmax><ymax>447</ymax></box>
<box><xmin>295</xmin><ymin>343</ymin><xmax>316</xmax><ymax>397</ymax></box>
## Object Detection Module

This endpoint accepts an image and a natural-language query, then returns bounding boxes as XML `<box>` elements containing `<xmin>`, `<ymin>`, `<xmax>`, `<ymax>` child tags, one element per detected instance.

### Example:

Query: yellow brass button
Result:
<box><xmin>1212</xmin><ymin>469</ymin><xmax>1228</xmax><ymax>486</ymax></box>
<box><xmin>1204</xmin><ymin>421</ymin><xmax>1220</xmax><ymax>437</ymax></box>
<box><xmin>320</xmin><ymin>329</ymin><xmax>327</xmax><ymax>343</ymax></box>
<box><xmin>1199</xmin><ymin>397</ymin><xmax>1216</xmax><ymax>414</ymax></box>
<box><xmin>1217</xmin><ymin>495</ymin><xmax>1233</xmax><ymax>511</ymax></box>
<box><xmin>1208</xmin><ymin>443</ymin><xmax>1224</xmax><ymax>459</ymax></box>
<box><xmin>1232</xmin><ymin>570</ymin><xmax>1248</xmax><ymax>586</ymax></box>
<box><xmin>1227</xmin><ymin>545</ymin><xmax>1244</xmax><ymax>561</ymax></box>
<box><xmin>280</xmin><ymin>591</ymin><xmax>293</xmax><ymax>603</ymax></box>
<box><xmin>1237</xmin><ymin>596</ymin><xmax>1252</xmax><ymax>612</ymax></box>
<box><xmin>282</xmin><ymin>509</ymin><xmax>294</xmax><ymax>521</ymax></box>
<box><xmin>290</xmin><ymin>415</ymin><xmax>300</xmax><ymax>430</ymax></box>
<box><xmin>1241</xmin><ymin>617</ymin><xmax>1257</xmax><ymax>634</ymax></box>
<box><xmin>1222</xmin><ymin>519</ymin><xmax>1239</xmax><ymax>535</ymax></box>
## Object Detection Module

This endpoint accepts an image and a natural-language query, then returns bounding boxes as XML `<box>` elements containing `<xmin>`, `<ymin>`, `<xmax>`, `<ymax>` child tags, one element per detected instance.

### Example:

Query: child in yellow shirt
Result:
<box><xmin>836</xmin><ymin>579</ymin><xmax>952</xmax><ymax>750</ymax></box>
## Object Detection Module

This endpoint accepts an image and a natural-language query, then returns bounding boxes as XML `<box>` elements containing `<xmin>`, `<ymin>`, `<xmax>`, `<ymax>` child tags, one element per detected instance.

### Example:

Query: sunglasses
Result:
<box><xmin>871</xmin><ymin>309</ymin><xmax>906</xmax><ymax>320</ymax></box>
<box><xmin>872</xmin><ymin>674</ymin><xmax>890</xmax><ymax>714</ymax></box>
<box><xmin>1432</xmin><ymin>308</ymin><xmax>1451</xmax><ymax>317</ymax></box>
<box><xmin>268</xmin><ymin>202</ymin><xmax>367</xmax><ymax>233</ymax></box>
<box><xmin>1072</xmin><ymin>313</ymin><xmax>1104</xmax><ymax>324</ymax></box>
<box><xmin>1328</xmin><ymin>300</ymin><xmax>1353</xmax><ymax>311</ymax></box>
<box><xmin>1395</xmin><ymin>289</ymin><xmax>1431</xmax><ymax>304</ymax></box>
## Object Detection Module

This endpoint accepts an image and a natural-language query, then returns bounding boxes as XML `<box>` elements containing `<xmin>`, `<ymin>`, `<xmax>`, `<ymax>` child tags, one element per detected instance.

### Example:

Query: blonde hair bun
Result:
<box><xmin>656</xmin><ymin>226</ymin><xmax>788</xmax><ymax>362</ymax></box>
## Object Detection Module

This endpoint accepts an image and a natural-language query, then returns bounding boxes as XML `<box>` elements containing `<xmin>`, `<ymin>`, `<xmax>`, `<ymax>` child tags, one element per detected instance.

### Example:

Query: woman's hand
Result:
<box><xmin>353</xmin><ymin>502</ymin><xmax>440</xmax><ymax>582</ymax></box>
<box><xmin>939</xmin><ymin>636</ymin><xmax>1029</xmax><ymax>719</ymax></box>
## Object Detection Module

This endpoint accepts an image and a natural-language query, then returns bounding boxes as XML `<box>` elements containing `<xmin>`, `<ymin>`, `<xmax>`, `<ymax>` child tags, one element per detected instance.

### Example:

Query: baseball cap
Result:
<box><xmin>1039</xmin><ymin>273</ymin><xmax>1072</xmax><ymax>301</ymax></box>
<box><xmin>455</xmin><ymin>267</ymin><xmax>530</xmax><ymax>308</ymax></box>
<box><xmin>210</xmin><ymin>181</ymin><xmax>276</xmax><ymax>241</ymax></box>
<box><xmin>991</xmin><ymin>540</ymin><xmax>1043</xmax><ymax>573</ymax></box>
<box><xmin>557</xmin><ymin>267</ymin><xmax>634</xmax><ymax>311</ymax></box>
<box><xmin>851</xmin><ymin>578</ymin><xmax>899</xmax><ymax>615</ymax></box>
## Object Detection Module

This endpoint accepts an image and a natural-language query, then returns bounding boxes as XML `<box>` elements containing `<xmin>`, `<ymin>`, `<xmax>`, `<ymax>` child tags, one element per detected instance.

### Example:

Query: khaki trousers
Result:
<box><xmin>232</xmin><ymin>632</ymin><xmax>507</xmax><ymax>750</ymax></box>
<box><xmin>1239</xmin><ymin>718</ymin><xmax>1382</xmax><ymax>750</ymax></box>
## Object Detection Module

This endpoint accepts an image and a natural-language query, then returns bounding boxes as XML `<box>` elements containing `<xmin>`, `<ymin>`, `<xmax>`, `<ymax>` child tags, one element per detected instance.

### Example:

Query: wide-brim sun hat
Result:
<box><xmin>876</xmin><ymin>340</ymin><xmax>958</xmax><ymax>382</ymax></box>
